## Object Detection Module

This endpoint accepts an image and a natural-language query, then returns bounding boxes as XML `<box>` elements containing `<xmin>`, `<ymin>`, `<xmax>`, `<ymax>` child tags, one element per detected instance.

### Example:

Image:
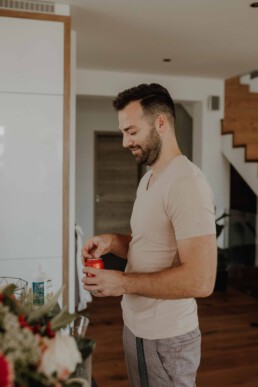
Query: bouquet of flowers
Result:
<box><xmin>0</xmin><ymin>284</ymin><xmax>95</xmax><ymax>387</ymax></box>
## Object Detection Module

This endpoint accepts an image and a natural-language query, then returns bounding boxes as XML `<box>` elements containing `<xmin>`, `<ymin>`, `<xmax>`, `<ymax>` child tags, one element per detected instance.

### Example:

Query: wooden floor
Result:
<box><xmin>85</xmin><ymin>288</ymin><xmax>258</xmax><ymax>387</ymax></box>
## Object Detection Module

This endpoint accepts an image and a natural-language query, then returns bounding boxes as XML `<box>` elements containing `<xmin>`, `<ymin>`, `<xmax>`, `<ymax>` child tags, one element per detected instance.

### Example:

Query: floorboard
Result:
<box><xmin>84</xmin><ymin>288</ymin><xmax>258</xmax><ymax>386</ymax></box>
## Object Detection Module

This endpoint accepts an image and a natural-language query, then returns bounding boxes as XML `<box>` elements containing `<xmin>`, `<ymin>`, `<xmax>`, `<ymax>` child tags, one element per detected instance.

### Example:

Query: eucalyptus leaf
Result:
<box><xmin>19</xmin><ymin>287</ymin><xmax>30</xmax><ymax>304</ymax></box>
<box><xmin>27</xmin><ymin>287</ymin><xmax>64</xmax><ymax>323</ymax></box>
<box><xmin>51</xmin><ymin>309</ymin><xmax>78</xmax><ymax>331</ymax></box>
<box><xmin>19</xmin><ymin>302</ymin><xmax>33</xmax><ymax>318</ymax></box>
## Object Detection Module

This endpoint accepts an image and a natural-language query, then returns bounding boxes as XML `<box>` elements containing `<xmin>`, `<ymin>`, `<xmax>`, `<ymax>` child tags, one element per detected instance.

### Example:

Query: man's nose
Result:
<box><xmin>123</xmin><ymin>134</ymin><xmax>133</xmax><ymax>148</ymax></box>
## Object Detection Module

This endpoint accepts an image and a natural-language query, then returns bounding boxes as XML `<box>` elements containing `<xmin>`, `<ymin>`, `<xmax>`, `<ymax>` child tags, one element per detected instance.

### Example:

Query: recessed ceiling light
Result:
<box><xmin>163</xmin><ymin>58</ymin><xmax>171</xmax><ymax>62</ymax></box>
<box><xmin>250</xmin><ymin>2</ymin><xmax>258</xmax><ymax>7</ymax></box>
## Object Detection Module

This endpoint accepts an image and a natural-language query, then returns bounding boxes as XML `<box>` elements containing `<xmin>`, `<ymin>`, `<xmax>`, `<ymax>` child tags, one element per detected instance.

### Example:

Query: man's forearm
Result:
<box><xmin>123</xmin><ymin>264</ymin><xmax>215</xmax><ymax>299</ymax></box>
<box><xmin>110</xmin><ymin>233</ymin><xmax>131</xmax><ymax>259</ymax></box>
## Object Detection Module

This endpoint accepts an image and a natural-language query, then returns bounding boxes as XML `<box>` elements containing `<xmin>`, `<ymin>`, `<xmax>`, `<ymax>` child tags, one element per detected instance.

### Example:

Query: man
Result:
<box><xmin>82</xmin><ymin>83</ymin><xmax>217</xmax><ymax>387</ymax></box>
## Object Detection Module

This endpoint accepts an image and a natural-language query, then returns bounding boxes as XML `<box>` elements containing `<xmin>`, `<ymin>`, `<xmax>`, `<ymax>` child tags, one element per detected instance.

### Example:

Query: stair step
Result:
<box><xmin>225</xmin><ymin>99</ymin><xmax>258</xmax><ymax>110</ymax></box>
<box><xmin>240</xmin><ymin>74</ymin><xmax>258</xmax><ymax>93</ymax></box>
<box><xmin>246</xmin><ymin>144</ymin><xmax>258</xmax><ymax>161</ymax></box>
<box><xmin>226</xmin><ymin>85</ymin><xmax>250</xmax><ymax>97</ymax></box>
<box><xmin>225</xmin><ymin>109</ymin><xmax>258</xmax><ymax>121</ymax></box>
<box><xmin>233</xmin><ymin>131</ymin><xmax>258</xmax><ymax>146</ymax></box>
<box><xmin>222</xmin><ymin>119</ymin><xmax>258</xmax><ymax>134</ymax></box>
<box><xmin>226</xmin><ymin>85</ymin><xmax>255</xmax><ymax>97</ymax></box>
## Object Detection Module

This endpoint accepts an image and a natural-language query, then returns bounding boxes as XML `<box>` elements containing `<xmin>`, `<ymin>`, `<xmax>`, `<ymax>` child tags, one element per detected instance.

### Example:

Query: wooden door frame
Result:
<box><xmin>0</xmin><ymin>10</ymin><xmax>71</xmax><ymax>307</ymax></box>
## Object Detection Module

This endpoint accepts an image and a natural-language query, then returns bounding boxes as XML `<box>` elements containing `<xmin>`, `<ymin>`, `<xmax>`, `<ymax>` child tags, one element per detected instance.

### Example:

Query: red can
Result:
<box><xmin>85</xmin><ymin>258</ymin><xmax>104</xmax><ymax>277</ymax></box>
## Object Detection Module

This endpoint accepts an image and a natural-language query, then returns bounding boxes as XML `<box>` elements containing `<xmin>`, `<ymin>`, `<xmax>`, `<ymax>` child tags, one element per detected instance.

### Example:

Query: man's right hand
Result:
<box><xmin>81</xmin><ymin>234</ymin><xmax>113</xmax><ymax>265</ymax></box>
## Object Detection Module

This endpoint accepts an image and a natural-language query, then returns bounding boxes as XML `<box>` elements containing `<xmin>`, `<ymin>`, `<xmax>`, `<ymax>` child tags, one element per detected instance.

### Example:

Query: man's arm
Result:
<box><xmin>81</xmin><ymin>233</ymin><xmax>131</xmax><ymax>262</ymax></box>
<box><xmin>82</xmin><ymin>234</ymin><xmax>217</xmax><ymax>299</ymax></box>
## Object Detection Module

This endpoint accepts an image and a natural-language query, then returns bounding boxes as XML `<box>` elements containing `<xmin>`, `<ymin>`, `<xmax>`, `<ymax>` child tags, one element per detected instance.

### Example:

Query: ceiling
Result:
<box><xmin>54</xmin><ymin>0</ymin><xmax>258</xmax><ymax>79</ymax></box>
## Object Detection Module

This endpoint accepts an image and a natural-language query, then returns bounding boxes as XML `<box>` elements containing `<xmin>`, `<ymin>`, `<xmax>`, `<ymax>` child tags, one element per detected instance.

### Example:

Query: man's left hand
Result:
<box><xmin>82</xmin><ymin>267</ymin><xmax>126</xmax><ymax>297</ymax></box>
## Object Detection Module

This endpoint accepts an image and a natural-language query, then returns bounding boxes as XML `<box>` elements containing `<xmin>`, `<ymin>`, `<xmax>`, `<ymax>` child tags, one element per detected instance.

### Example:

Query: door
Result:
<box><xmin>94</xmin><ymin>132</ymin><xmax>142</xmax><ymax>235</ymax></box>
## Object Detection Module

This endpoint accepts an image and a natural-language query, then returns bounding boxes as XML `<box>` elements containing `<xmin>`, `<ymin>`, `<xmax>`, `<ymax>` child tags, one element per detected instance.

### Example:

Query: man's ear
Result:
<box><xmin>155</xmin><ymin>114</ymin><xmax>167</xmax><ymax>134</ymax></box>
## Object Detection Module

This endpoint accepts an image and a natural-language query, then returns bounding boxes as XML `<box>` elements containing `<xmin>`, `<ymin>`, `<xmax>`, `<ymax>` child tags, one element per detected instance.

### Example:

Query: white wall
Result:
<box><xmin>76</xmin><ymin>68</ymin><xmax>230</xmax><ymax>236</ymax></box>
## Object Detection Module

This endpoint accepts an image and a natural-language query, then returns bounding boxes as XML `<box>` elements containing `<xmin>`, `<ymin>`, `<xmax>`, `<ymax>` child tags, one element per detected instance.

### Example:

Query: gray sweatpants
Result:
<box><xmin>123</xmin><ymin>325</ymin><xmax>201</xmax><ymax>387</ymax></box>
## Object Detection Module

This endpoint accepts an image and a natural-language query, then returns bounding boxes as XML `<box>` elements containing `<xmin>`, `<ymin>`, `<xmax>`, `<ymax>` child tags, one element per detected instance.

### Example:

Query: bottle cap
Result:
<box><xmin>33</xmin><ymin>265</ymin><xmax>47</xmax><ymax>280</ymax></box>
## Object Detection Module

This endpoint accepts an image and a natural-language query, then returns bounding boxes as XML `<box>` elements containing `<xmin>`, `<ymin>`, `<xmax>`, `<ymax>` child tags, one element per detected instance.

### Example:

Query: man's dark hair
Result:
<box><xmin>113</xmin><ymin>83</ymin><xmax>176</xmax><ymax>123</ymax></box>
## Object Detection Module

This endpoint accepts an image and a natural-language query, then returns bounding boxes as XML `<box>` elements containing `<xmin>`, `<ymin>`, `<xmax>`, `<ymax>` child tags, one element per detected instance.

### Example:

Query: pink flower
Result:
<box><xmin>38</xmin><ymin>334</ymin><xmax>82</xmax><ymax>381</ymax></box>
<box><xmin>0</xmin><ymin>353</ymin><xmax>14</xmax><ymax>387</ymax></box>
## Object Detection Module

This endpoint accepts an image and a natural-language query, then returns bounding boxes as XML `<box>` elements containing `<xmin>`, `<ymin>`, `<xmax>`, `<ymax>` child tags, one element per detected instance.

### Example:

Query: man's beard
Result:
<box><xmin>130</xmin><ymin>127</ymin><xmax>162</xmax><ymax>166</ymax></box>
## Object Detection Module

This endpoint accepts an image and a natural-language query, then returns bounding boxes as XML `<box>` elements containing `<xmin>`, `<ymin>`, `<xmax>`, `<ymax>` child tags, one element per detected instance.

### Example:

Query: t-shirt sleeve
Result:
<box><xmin>165</xmin><ymin>175</ymin><xmax>216</xmax><ymax>240</ymax></box>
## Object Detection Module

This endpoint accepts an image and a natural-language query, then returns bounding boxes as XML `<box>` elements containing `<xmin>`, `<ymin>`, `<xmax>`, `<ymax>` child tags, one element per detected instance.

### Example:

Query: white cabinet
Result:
<box><xmin>0</xmin><ymin>93</ymin><xmax>63</xmax><ymax>260</ymax></box>
<box><xmin>0</xmin><ymin>93</ymin><xmax>63</xmax><ymax>291</ymax></box>
<box><xmin>0</xmin><ymin>17</ymin><xmax>64</xmax><ymax>95</ymax></box>
<box><xmin>0</xmin><ymin>14</ymin><xmax>68</xmax><ymax>302</ymax></box>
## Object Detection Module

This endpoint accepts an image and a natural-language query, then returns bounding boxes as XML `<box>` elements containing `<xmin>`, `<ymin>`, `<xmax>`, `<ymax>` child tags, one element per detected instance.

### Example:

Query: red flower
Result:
<box><xmin>33</xmin><ymin>323</ymin><xmax>41</xmax><ymax>334</ymax></box>
<box><xmin>46</xmin><ymin>322</ymin><xmax>56</xmax><ymax>338</ymax></box>
<box><xmin>18</xmin><ymin>314</ymin><xmax>26</xmax><ymax>325</ymax></box>
<box><xmin>0</xmin><ymin>353</ymin><xmax>14</xmax><ymax>387</ymax></box>
<box><xmin>18</xmin><ymin>315</ymin><xmax>30</xmax><ymax>329</ymax></box>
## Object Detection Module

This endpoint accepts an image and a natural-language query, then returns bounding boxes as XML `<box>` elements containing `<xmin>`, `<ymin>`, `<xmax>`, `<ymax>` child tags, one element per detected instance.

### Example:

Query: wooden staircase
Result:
<box><xmin>222</xmin><ymin>76</ymin><xmax>258</xmax><ymax>162</ymax></box>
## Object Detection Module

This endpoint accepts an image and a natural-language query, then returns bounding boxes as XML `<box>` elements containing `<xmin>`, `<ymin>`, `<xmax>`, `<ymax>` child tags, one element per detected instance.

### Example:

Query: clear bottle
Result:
<box><xmin>46</xmin><ymin>277</ymin><xmax>54</xmax><ymax>300</ymax></box>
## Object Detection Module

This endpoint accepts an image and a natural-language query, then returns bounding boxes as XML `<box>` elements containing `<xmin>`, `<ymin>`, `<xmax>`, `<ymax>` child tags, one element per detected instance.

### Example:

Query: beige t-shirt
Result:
<box><xmin>121</xmin><ymin>155</ymin><xmax>216</xmax><ymax>340</ymax></box>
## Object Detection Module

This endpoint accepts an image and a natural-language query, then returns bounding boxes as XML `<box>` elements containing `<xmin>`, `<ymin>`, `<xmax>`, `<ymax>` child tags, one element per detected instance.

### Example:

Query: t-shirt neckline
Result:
<box><xmin>145</xmin><ymin>154</ymin><xmax>186</xmax><ymax>191</ymax></box>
